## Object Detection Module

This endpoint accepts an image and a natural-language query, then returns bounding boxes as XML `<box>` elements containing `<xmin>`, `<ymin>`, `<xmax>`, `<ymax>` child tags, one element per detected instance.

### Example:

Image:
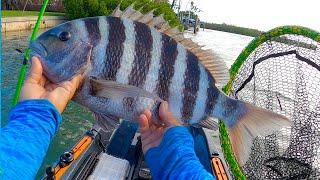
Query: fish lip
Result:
<box><xmin>29</xmin><ymin>41</ymin><xmax>48</xmax><ymax>57</ymax></box>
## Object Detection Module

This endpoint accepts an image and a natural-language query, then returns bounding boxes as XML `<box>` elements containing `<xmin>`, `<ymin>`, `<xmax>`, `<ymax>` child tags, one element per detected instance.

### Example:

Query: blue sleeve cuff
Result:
<box><xmin>145</xmin><ymin>126</ymin><xmax>214</xmax><ymax>180</ymax></box>
<box><xmin>0</xmin><ymin>99</ymin><xmax>62</xmax><ymax>179</ymax></box>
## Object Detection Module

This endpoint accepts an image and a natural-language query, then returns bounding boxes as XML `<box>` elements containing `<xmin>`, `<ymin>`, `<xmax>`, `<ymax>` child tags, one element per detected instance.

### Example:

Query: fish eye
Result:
<box><xmin>59</xmin><ymin>31</ymin><xmax>71</xmax><ymax>41</ymax></box>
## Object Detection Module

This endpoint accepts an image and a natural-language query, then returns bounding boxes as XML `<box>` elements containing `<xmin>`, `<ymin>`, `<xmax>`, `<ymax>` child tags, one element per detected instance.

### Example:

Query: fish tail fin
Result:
<box><xmin>225</xmin><ymin>100</ymin><xmax>291</xmax><ymax>166</ymax></box>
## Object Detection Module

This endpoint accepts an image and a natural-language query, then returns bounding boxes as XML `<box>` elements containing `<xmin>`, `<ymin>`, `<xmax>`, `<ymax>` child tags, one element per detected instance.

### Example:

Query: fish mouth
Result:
<box><xmin>29</xmin><ymin>41</ymin><xmax>48</xmax><ymax>58</ymax></box>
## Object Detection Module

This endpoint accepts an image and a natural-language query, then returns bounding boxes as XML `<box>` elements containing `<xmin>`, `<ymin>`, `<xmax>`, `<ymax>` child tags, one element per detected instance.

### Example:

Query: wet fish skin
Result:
<box><xmin>30</xmin><ymin>23</ymin><xmax>93</xmax><ymax>83</ymax></box>
<box><xmin>90</xmin><ymin>77</ymin><xmax>164</xmax><ymax>124</ymax></box>
<box><xmin>31</xmin><ymin>16</ymin><xmax>222</xmax><ymax>125</ymax></box>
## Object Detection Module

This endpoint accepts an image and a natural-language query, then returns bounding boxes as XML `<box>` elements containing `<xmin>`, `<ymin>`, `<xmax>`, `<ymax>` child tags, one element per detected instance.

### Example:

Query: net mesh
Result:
<box><xmin>228</xmin><ymin>34</ymin><xmax>320</xmax><ymax>179</ymax></box>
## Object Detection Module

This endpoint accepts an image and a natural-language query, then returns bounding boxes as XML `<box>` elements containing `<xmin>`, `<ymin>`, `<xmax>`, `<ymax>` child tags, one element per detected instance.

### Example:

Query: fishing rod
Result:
<box><xmin>12</xmin><ymin>0</ymin><xmax>49</xmax><ymax>106</ymax></box>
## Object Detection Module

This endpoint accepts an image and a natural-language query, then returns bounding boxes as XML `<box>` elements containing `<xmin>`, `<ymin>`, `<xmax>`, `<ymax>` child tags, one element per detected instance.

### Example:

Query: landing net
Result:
<box><xmin>223</xmin><ymin>26</ymin><xmax>320</xmax><ymax>179</ymax></box>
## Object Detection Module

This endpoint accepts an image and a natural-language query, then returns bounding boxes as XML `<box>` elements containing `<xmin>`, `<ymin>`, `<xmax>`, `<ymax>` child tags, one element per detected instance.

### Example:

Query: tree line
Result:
<box><xmin>204</xmin><ymin>22</ymin><xmax>263</xmax><ymax>37</ymax></box>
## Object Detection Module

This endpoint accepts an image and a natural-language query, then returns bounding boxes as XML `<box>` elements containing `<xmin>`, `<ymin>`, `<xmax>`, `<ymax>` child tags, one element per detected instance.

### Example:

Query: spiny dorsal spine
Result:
<box><xmin>111</xmin><ymin>3</ymin><xmax>230</xmax><ymax>87</ymax></box>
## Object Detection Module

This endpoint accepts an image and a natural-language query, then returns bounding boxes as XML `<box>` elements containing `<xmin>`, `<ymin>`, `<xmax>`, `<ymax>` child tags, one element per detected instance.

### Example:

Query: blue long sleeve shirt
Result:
<box><xmin>0</xmin><ymin>99</ymin><xmax>214</xmax><ymax>179</ymax></box>
<box><xmin>145</xmin><ymin>126</ymin><xmax>214</xmax><ymax>180</ymax></box>
<box><xmin>0</xmin><ymin>100</ymin><xmax>62</xmax><ymax>179</ymax></box>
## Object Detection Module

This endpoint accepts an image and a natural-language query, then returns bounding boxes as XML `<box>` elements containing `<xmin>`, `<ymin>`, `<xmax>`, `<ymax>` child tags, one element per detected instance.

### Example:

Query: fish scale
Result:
<box><xmin>91</xmin><ymin>16</ymin><xmax>108</xmax><ymax>77</ymax></box>
<box><xmin>84</xmin><ymin>18</ymin><xmax>101</xmax><ymax>46</ymax></box>
<box><xmin>205</xmin><ymin>71</ymin><xmax>219</xmax><ymax>115</ymax></box>
<box><xmin>30</xmin><ymin>11</ymin><xmax>291</xmax><ymax>167</ymax></box>
<box><xmin>182</xmin><ymin>51</ymin><xmax>200</xmax><ymax>120</ymax></box>
<box><xmin>103</xmin><ymin>17</ymin><xmax>125</xmax><ymax>81</ymax></box>
<box><xmin>128</xmin><ymin>21</ymin><xmax>152</xmax><ymax>87</ymax></box>
<box><xmin>168</xmin><ymin>44</ymin><xmax>187</xmax><ymax>120</ymax></box>
<box><xmin>157</xmin><ymin>34</ymin><xmax>178</xmax><ymax>101</ymax></box>
<box><xmin>116</xmin><ymin>18</ymin><xmax>135</xmax><ymax>85</ymax></box>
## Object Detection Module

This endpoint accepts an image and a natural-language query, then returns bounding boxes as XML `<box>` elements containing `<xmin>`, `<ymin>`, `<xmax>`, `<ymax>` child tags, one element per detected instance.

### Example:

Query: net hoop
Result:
<box><xmin>220</xmin><ymin>26</ymin><xmax>320</xmax><ymax>179</ymax></box>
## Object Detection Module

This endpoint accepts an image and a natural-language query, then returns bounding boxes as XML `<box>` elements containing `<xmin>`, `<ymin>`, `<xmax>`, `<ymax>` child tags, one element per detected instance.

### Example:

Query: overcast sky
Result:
<box><xmin>170</xmin><ymin>0</ymin><xmax>320</xmax><ymax>31</ymax></box>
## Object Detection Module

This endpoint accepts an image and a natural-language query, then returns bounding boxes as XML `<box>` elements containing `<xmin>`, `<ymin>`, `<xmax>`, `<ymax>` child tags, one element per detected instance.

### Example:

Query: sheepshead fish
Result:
<box><xmin>29</xmin><ymin>6</ymin><xmax>290</xmax><ymax>166</ymax></box>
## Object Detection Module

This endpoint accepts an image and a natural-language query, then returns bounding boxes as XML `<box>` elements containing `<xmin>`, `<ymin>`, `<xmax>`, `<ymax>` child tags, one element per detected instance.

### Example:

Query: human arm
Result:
<box><xmin>138</xmin><ymin>102</ymin><xmax>215</xmax><ymax>180</ymax></box>
<box><xmin>0</xmin><ymin>100</ymin><xmax>62</xmax><ymax>179</ymax></box>
<box><xmin>0</xmin><ymin>57</ymin><xmax>82</xmax><ymax>179</ymax></box>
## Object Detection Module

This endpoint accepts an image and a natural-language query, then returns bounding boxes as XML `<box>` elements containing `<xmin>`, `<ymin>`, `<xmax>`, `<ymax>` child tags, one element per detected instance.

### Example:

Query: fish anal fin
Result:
<box><xmin>94</xmin><ymin>112</ymin><xmax>120</xmax><ymax>132</ymax></box>
<box><xmin>195</xmin><ymin>116</ymin><xmax>219</xmax><ymax>130</ymax></box>
<box><xmin>228</xmin><ymin>102</ymin><xmax>291</xmax><ymax>166</ymax></box>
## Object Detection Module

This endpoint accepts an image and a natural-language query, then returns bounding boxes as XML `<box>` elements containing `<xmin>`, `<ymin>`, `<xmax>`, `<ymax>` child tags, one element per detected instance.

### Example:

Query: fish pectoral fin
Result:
<box><xmin>94</xmin><ymin>112</ymin><xmax>120</xmax><ymax>132</ymax></box>
<box><xmin>90</xmin><ymin>77</ymin><xmax>161</xmax><ymax>100</ymax></box>
<box><xmin>195</xmin><ymin>116</ymin><xmax>219</xmax><ymax>130</ymax></box>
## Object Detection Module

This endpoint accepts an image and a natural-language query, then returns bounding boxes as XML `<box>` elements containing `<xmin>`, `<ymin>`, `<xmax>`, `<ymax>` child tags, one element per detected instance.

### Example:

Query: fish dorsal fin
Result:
<box><xmin>147</xmin><ymin>14</ymin><xmax>167</xmax><ymax>29</ymax></box>
<box><xmin>137</xmin><ymin>9</ymin><xmax>155</xmax><ymax>24</ymax></box>
<box><xmin>110</xmin><ymin>4</ymin><xmax>230</xmax><ymax>87</ymax></box>
<box><xmin>121</xmin><ymin>3</ymin><xmax>136</xmax><ymax>18</ymax></box>
<box><xmin>128</xmin><ymin>6</ymin><xmax>144</xmax><ymax>21</ymax></box>
<box><xmin>198</xmin><ymin>54</ymin><xmax>229</xmax><ymax>87</ymax></box>
<box><xmin>158</xmin><ymin>22</ymin><xmax>171</xmax><ymax>32</ymax></box>
<box><xmin>111</xmin><ymin>4</ymin><xmax>122</xmax><ymax>17</ymax></box>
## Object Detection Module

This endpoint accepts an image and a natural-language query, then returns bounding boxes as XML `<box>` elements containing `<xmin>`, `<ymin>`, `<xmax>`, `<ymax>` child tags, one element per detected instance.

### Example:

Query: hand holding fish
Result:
<box><xmin>138</xmin><ymin>101</ymin><xmax>180</xmax><ymax>154</ymax></box>
<box><xmin>20</xmin><ymin>56</ymin><xmax>83</xmax><ymax>113</ymax></box>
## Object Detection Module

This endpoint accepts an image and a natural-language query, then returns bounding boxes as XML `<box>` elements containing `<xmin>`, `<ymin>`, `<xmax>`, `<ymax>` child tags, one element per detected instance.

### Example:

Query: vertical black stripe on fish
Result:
<box><xmin>205</xmin><ymin>70</ymin><xmax>219</xmax><ymax>116</ymax></box>
<box><xmin>128</xmin><ymin>22</ymin><xmax>153</xmax><ymax>87</ymax></box>
<box><xmin>103</xmin><ymin>17</ymin><xmax>126</xmax><ymax>81</ymax></box>
<box><xmin>123</xmin><ymin>97</ymin><xmax>135</xmax><ymax>112</ymax></box>
<box><xmin>156</xmin><ymin>35</ymin><xmax>178</xmax><ymax>100</ymax></box>
<box><xmin>181</xmin><ymin>52</ymin><xmax>200</xmax><ymax>120</ymax></box>
<box><xmin>84</xmin><ymin>18</ymin><xmax>101</xmax><ymax>46</ymax></box>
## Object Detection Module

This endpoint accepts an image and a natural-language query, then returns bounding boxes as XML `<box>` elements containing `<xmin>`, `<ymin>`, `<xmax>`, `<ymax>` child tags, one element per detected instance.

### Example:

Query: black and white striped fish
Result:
<box><xmin>29</xmin><ymin>8</ymin><xmax>290</xmax><ymax>166</ymax></box>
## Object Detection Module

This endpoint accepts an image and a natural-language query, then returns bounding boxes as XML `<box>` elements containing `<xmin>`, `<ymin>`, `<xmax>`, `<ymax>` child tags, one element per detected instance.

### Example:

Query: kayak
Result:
<box><xmin>43</xmin><ymin>118</ymin><xmax>230</xmax><ymax>180</ymax></box>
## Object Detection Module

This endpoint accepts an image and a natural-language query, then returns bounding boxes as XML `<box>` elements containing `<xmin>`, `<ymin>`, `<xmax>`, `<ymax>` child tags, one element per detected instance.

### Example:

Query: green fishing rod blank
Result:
<box><xmin>12</xmin><ymin>0</ymin><xmax>50</xmax><ymax>106</ymax></box>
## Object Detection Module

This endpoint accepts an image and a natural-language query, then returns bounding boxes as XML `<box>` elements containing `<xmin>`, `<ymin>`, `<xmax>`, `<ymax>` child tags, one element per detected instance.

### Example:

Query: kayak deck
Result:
<box><xmin>45</xmin><ymin>119</ymin><xmax>230</xmax><ymax>179</ymax></box>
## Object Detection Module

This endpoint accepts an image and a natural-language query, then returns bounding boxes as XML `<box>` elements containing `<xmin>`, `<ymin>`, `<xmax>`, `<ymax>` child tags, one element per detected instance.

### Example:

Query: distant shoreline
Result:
<box><xmin>203</xmin><ymin>23</ymin><xmax>263</xmax><ymax>37</ymax></box>
<box><xmin>2</xmin><ymin>10</ymin><xmax>64</xmax><ymax>17</ymax></box>
<box><xmin>1</xmin><ymin>10</ymin><xmax>67</xmax><ymax>32</ymax></box>
<box><xmin>1</xmin><ymin>10</ymin><xmax>263</xmax><ymax>37</ymax></box>
<box><xmin>2</xmin><ymin>16</ymin><xmax>67</xmax><ymax>32</ymax></box>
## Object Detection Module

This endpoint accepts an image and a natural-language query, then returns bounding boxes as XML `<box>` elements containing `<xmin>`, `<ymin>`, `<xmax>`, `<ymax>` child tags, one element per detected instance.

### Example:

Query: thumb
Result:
<box><xmin>25</xmin><ymin>57</ymin><xmax>43</xmax><ymax>84</ymax></box>
<box><xmin>159</xmin><ymin>101</ymin><xmax>180</xmax><ymax>127</ymax></box>
<box><xmin>138</xmin><ymin>113</ymin><xmax>149</xmax><ymax>132</ymax></box>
